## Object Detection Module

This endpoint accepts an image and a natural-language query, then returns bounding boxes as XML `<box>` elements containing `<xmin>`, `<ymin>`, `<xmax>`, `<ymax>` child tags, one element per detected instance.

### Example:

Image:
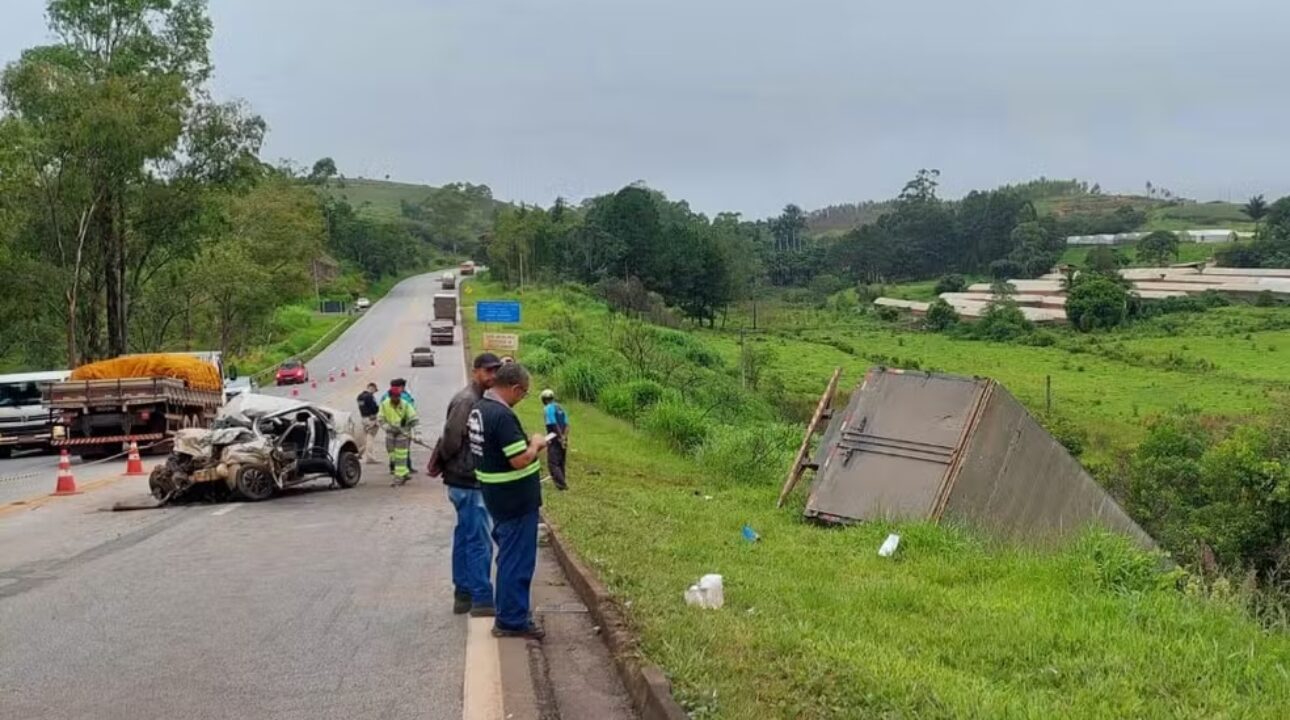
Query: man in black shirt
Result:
<box><xmin>469</xmin><ymin>362</ymin><xmax>547</xmax><ymax>639</ymax></box>
<box><xmin>435</xmin><ymin>352</ymin><xmax>503</xmax><ymax>616</ymax></box>
<box><xmin>355</xmin><ymin>382</ymin><xmax>380</xmax><ymax>464</ymax></box>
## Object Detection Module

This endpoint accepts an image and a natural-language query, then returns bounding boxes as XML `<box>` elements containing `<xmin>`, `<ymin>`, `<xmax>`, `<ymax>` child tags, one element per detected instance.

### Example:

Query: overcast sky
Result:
<box><xmin>2</xmin><ymin>0</ymin><xmax>1287</xmax><ymax>217</ymax></box>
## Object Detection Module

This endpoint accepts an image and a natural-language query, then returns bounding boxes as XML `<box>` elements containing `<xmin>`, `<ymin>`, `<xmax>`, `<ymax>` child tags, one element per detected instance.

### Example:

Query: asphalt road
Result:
<box><xmin>0</xmin><ymin>273</ymin><xmax>474</xmax><ymax>719</ymax></box>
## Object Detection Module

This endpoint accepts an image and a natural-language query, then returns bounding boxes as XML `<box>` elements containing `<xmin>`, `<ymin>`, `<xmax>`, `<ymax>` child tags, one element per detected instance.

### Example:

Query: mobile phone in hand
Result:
<box><xmin>545</xmin><ymin>432</ymin><xmax>557</xmax><ymax>443</ymax></box>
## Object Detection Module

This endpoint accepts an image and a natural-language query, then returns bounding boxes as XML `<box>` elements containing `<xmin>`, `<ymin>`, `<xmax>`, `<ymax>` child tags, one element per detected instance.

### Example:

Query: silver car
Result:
<box><xmin>410</xmin><ymin>346</ymin><xmax>436</xmax><ymax>367</ymax></box>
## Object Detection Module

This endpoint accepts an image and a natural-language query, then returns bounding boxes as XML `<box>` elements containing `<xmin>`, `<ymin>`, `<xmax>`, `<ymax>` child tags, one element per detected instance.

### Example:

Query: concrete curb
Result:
<box><xmin>542</xmin><ymin>514</ymin><xmax>690</xmax><ymax>720</ymax></box>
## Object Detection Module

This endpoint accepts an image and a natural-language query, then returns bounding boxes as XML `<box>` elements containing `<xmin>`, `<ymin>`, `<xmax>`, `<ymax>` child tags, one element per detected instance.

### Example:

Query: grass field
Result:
<box><xmin>319</xmin><ymin>178</ymin><xmax>436</xmax><ymax>219</ymax></box>
<box><xmin>463</xmin><ymin>278</ymin><xmax>1290</xmax><ymax>719</ymax></box>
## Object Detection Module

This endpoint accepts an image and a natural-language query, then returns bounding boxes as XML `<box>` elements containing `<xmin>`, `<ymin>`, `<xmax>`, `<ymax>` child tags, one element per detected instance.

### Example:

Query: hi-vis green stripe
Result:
<box><xmin>503</xmin><ymin>440</ymin><xmax>528</xmax><ymax>456</ymax></box>
<box><xmin>477</xmin><ymin>461</ymin><xmax>541</xmax><ymax>484</ymax></box>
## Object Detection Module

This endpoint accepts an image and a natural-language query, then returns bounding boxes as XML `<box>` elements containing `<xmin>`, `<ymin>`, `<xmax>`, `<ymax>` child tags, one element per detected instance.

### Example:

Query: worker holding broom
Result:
<box><xmin>379</xmin><ymin>384</ymin><xmax>419</xmax><ymax>485</ymax></box>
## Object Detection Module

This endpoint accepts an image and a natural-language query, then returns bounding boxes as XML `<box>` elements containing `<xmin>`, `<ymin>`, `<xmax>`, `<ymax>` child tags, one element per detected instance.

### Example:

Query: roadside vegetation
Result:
<box><xmin>465</xmin><ymin>278</ymin><xmax>1290</xmax><ymax>718</ymax></box>
<box><xmin>0</xmin><ymin>3</ymin><xmax>484</xmax><ymax>373</ymax></box>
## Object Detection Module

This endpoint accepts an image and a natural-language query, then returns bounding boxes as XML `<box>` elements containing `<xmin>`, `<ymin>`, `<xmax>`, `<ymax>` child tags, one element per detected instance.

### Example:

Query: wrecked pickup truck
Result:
<box><xmin>148</xmin><ymin>394</ymin><xmax>365</xmax><ymax>503</ymax></box>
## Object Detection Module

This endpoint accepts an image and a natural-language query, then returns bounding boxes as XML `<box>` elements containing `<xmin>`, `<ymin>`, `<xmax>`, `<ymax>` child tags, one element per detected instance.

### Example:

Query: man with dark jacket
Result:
<box><xmin>356</xmin><ymin>383</ymin><xmax>381</xmax><ymax>464</ymax></box>
<box><xmin>435</xmin><ymin>352</ymin><xmax>503</xmax><ymax>615</ymax></box>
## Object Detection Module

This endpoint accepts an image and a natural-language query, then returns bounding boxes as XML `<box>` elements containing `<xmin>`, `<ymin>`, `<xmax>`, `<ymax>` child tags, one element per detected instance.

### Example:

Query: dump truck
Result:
<box><xmin>45</xmin><ymin>353</ymin><xmax>226</xmax><ymax>459</ymax></box>
<box><xmin>431</xmin><ymin>293</ymin><xmax>457</xmax><ymax>346</ymax></box>
<box><xmin>441</xmin><ymin>272</ymin><xmax>456</xmax><ymax>290</ymax></box>
<box><xmin>458</xmin><ymin>261</ymin><xmax>475</xmax><ymax>276</ymax></box>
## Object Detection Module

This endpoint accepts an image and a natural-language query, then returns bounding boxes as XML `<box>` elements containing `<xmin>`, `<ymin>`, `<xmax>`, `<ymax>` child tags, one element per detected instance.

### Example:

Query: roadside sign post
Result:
<box><xmin>483</xmin><ymin>333</ymin><xmax>519</xmax><ymax>352</ymax></box>
<box><xmin>476</xmin><ymin>301</ymin><xmax>521</xmax><ymax>324</ymax></box>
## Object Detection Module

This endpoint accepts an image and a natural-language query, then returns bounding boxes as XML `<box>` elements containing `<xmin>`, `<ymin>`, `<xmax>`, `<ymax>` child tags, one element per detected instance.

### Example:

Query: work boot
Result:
<box><xmin>453</xmin><ymin>591</ymin><xmax>472</xmax><ymax>615</ymax></box>
<box><xmin>491</xmin><ymin>623</ymin><xmax>544</xmax><ymax>640</ymax></box>
<box><xmin>469</xmin><ymin>603</ymin><xmax>496</xmax><ymax>618</ymax></box>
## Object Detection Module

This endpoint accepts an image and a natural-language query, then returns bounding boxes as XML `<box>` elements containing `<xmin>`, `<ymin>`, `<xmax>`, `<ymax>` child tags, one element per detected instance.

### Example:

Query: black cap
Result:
<box><xmin>474</xmin><ymin>352</ymin><xmax>503</xmax><ymax>370</ymax></box>
<box><xmin>391</xmin><ymin>377</ymin><xmax>407</xmax><ymax>387</ymax></box>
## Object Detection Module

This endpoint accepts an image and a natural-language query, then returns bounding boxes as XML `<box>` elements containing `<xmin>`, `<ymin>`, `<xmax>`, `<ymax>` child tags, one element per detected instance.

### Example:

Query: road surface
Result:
<box><xmin>0</xmin><ymin>272</ymin><xmax>632</xmax><ymax>720</ymax></box>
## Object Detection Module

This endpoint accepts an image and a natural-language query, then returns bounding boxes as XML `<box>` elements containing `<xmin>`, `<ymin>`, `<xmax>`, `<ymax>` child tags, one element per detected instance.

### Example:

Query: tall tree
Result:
<box><xmin>309</xmin><ymin>157</ymin><xmax>338</xmax><ymax>184</ymax></box>
<box><xmin>770</xmin><ymin>204</ymin><xmax>807</xmax><ymax>251</ymax></box>
<box><xmin>1244</xmin><ymin>194</ymin><xmax>1268</xmax><ymax>222</ymax></box>
<box><xmin>4</xmin><ymin>0</ymin><xmax>216</xmax><ymax>358</ymax></box>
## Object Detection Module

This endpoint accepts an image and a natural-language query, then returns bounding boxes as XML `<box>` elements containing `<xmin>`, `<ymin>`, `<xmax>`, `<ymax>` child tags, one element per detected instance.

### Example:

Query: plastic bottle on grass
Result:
<box><xmin>683</xmin><ymin>574</ymin><xmax>725</xmax><ymax>609</ymax></box>
<box><xmin>698</xmin><ymin>574</ymin><xmax>724</xmax><ymax>608</ymax></box>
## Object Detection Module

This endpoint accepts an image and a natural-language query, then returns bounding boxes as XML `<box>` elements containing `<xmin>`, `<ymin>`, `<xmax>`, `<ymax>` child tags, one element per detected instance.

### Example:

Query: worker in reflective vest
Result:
<box><xmin>379</xmin><ymin>385</ymin><xmax>418</xmax><ymax>485</ymax></box>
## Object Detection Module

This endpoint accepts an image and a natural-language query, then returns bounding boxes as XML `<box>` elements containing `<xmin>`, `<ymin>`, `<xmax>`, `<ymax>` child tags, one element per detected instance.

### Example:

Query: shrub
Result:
<box><xmin>556</xmin><ymin>357</ymin><xmax>615</xmax><ymax>403</ymax></box>
<box><xmin>973</xmin><ymin>301</ymin><xmax>1031</xmax><ymax>341</ymax></box>
<box><xmin>1125</xmin><ymin>408</ymin><xmax>1290</xmax><ymax>582</ymax></box>
<box><xmin>520</xmin><ymin>347</ymin><xmax>562</xmax><ymax>375</ymax></box>
<box><xmin>1066</xmin><ymin>276</ymin><xmax>1130</xmax><ymax>331</ymax></box>
<box><xmin>1255</xmin><ymin>290</ymin><xmax>1277</xmax><ymax>308</ymax></box>
<box><xmin>809</xmin><ymin>273</ymin><xmax>848</xmax><ymax>299</ymax></box>
<box><xmin>272</xmin><ymin>304</ymin><xmax>314</xmax><ymax>334</ymax></box>
<box><xmin>924</xmin><ymin>298</ymin><xmax>959</xmax><ymax>331</ymax></box>
<box><xmin>1039</xmin><ymin>412</ymin><xmax>1087</xmax><ymax>457</ymax></box>
<box><xmin>875</xmin><ymin>305</ymin><xmax>900</xmax><ymax>322</ymax></box>
<box><xmin>934</xmin><ymin>274</ymin><xmax>967</xmax><ymax>294</ymax></box>
<box><xmin>696</xmin><ymin>423</ymin><xmax>801</xmax><ymax>486</ymax></box>
<box><xmin>989</xmin><ymin>258</ymin><xmax>1024</xmax><ymax>280</ymax></box>
<box><xmin>640</xmin><ymin>398</ymin><xmax>708</xmax><ymax>452</ymax></box>
<box><xmin>598</xmin><ymin>379</ymin><xmax>667</xmax><ymax>421</ymax></box>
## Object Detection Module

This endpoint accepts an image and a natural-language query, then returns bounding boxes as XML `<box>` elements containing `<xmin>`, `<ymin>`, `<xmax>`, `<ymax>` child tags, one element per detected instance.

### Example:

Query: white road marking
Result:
<box><xmin>210</xmin><ymin>504</ymin><xmax>242</xmax><ymax>516</ymax></box>
<box><xmin>462</xmin><ymin>615</ymin><xmax>504</xmax><ymax>720</ymax></box>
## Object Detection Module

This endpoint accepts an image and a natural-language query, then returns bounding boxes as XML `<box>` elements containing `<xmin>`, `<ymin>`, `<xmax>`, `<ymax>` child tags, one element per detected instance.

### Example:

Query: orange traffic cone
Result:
<box><xmin>52</xmin><ymin>449</ymin><xmax>79</xmax><ymax>495</ymax></box>
<box><xmin>353</xmin><ymin>364</ymin><xmax>361</xmax><ymax>373</ymax></box>
<box><xmin>310</xmin><ymin>380</ymin><xmax>317</xmax><ymax>389</ymax></box>
<box><xmin>291</xmin><ymin>387</ymin><xmax>300</xmax><ymax>397</ymax></box>
<box><xmin>125</xmin><ymin>441</ymin><xmax>145</xmax><ymax>476</ymax></box>
<box><xmin>328</xmin><ymin>373</ymin><xmax>335</xmax><ymax>383</ymax></box>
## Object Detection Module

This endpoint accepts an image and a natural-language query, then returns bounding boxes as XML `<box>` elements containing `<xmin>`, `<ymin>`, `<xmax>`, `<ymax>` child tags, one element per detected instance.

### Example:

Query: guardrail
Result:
<box><xmin>247</xmin><ymin>315</ymin><xmax>356</xmax><ymax>387</ymax></box>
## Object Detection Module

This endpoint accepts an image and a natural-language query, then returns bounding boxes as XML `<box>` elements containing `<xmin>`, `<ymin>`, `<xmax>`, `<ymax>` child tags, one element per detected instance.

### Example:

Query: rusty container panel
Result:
<box><xmin>804</xmin><ymin>370</ymin><xmax>988</xmax><ymax>524</ymax></box>
<box><xmin>943</xmin><ymin>386</ymin><xmax>1155</xmax><ymax>548</ymax></box>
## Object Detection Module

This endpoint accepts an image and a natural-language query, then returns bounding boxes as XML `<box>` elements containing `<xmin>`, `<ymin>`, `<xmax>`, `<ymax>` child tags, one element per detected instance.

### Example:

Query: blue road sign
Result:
<box><xmin>476</xmin><ymin>300</ymin><xmax>521</xmax><ymax>324</ymax></box>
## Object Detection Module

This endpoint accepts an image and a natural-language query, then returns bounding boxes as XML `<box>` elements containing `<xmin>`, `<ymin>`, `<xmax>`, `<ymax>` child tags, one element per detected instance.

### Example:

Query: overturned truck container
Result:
<box><xmin>783</xmin><ymin>368</ymin><xmax>1153</xmax><ymax>547</ymax></box>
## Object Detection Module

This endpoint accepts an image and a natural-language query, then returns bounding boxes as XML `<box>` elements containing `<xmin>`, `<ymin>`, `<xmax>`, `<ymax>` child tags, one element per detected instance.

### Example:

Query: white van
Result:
<box><xmin>0</xmin><ymin>370</ymin><xmax>71</xmax><ymax>458</ymax></box>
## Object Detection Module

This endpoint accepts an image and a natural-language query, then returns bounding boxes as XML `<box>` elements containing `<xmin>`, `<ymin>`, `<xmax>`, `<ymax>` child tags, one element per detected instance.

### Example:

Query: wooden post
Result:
<box><xmin>1046</xmin><ymin>374</ymin><xmax>1052</xmax><ymax>414</ymax></box>
<box><xmin>777</xmin><ymin>367</ymin><xmax>842</xmax><ymax>508</ymax></box>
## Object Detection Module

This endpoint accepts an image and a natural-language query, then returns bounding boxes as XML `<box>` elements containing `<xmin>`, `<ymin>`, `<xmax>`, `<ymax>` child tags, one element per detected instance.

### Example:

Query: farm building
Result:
<box><xmin>874</xmin><ymin>265</ymin><xmax>1288</xmax><ymax>325</ymax></box>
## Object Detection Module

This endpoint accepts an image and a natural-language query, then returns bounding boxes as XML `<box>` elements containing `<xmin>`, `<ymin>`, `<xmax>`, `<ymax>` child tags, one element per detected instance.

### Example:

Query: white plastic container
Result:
<box><xmin>878</xmin><ymin>533</ymin><xmax>901</xmax><ymax>558</ymax></box>
<box><xmin>698</xmin><ymin>574</ymin><xmax>724</xmax><ymax>609</ymax></box>
<box><xmin>684</xmin><ymin>574</ymin><xmax>725</xmax><ymax>609</ymax></box>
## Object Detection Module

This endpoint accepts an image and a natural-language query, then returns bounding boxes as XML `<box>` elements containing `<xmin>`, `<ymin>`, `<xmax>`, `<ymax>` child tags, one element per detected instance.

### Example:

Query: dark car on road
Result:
<box><xmin>274</xmin><ymin>359</ymin><xmax>310</xmax><ymax>386</ymax></box>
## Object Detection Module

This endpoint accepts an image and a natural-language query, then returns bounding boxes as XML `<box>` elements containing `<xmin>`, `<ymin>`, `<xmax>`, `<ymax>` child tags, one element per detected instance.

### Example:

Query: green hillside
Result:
<box><xmin>319</xmin><ymin>178</ymin><xmax>438</xmax><ymax>219</ymax></box>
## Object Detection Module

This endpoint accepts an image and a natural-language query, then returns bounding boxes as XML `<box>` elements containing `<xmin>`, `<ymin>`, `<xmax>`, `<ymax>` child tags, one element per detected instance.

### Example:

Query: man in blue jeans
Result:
<box><xmin>432</xmin><ymin>353</ymin><xmax>503</xmax><ymax>616</ymax></box>
<box><xmin>469</xmin><ymin>362</ymin><xmax>548</xmax><ymax>639</ymax></box>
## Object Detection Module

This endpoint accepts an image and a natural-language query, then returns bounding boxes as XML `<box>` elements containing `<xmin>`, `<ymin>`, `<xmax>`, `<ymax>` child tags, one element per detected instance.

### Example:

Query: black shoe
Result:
<box><xmin>453</xmin><ymin>592</ymin><xmax>472</xmax><ymax>615</ymax></box>
<box><xmin>469</xmin><ymin>603</ymin><xmax>496</xmax><ymax>618</ymax></box>
<box><xmin>492</xmin><ymin>623</ymin><xmax>544</xmax><ymax>640</ymax></box>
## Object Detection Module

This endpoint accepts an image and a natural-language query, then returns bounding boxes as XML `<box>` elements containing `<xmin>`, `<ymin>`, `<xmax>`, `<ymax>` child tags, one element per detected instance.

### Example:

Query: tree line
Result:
<box><xmin>0</xmin><ymin>1</ymin><xmax>457</xmax><ymax>370</ymax></box>
<box><xmin>481</xmin><ymin>170</ymin><xmax>1076</xmax><ymax>324</ymax></box>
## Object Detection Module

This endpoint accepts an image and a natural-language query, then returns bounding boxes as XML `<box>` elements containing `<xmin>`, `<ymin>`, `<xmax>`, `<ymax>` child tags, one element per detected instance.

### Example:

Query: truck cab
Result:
<box><xmin>0</xmin><ymin>370</ymin><xmax>71</xmax><ymax>458</ymax></box>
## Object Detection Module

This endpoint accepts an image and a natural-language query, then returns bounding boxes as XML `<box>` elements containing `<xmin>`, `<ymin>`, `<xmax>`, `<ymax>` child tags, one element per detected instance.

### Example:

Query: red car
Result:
<box><xmin>275</xmin><ymin>359</ymin><xmax>310</xmax><ymax>386</ymax></box>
